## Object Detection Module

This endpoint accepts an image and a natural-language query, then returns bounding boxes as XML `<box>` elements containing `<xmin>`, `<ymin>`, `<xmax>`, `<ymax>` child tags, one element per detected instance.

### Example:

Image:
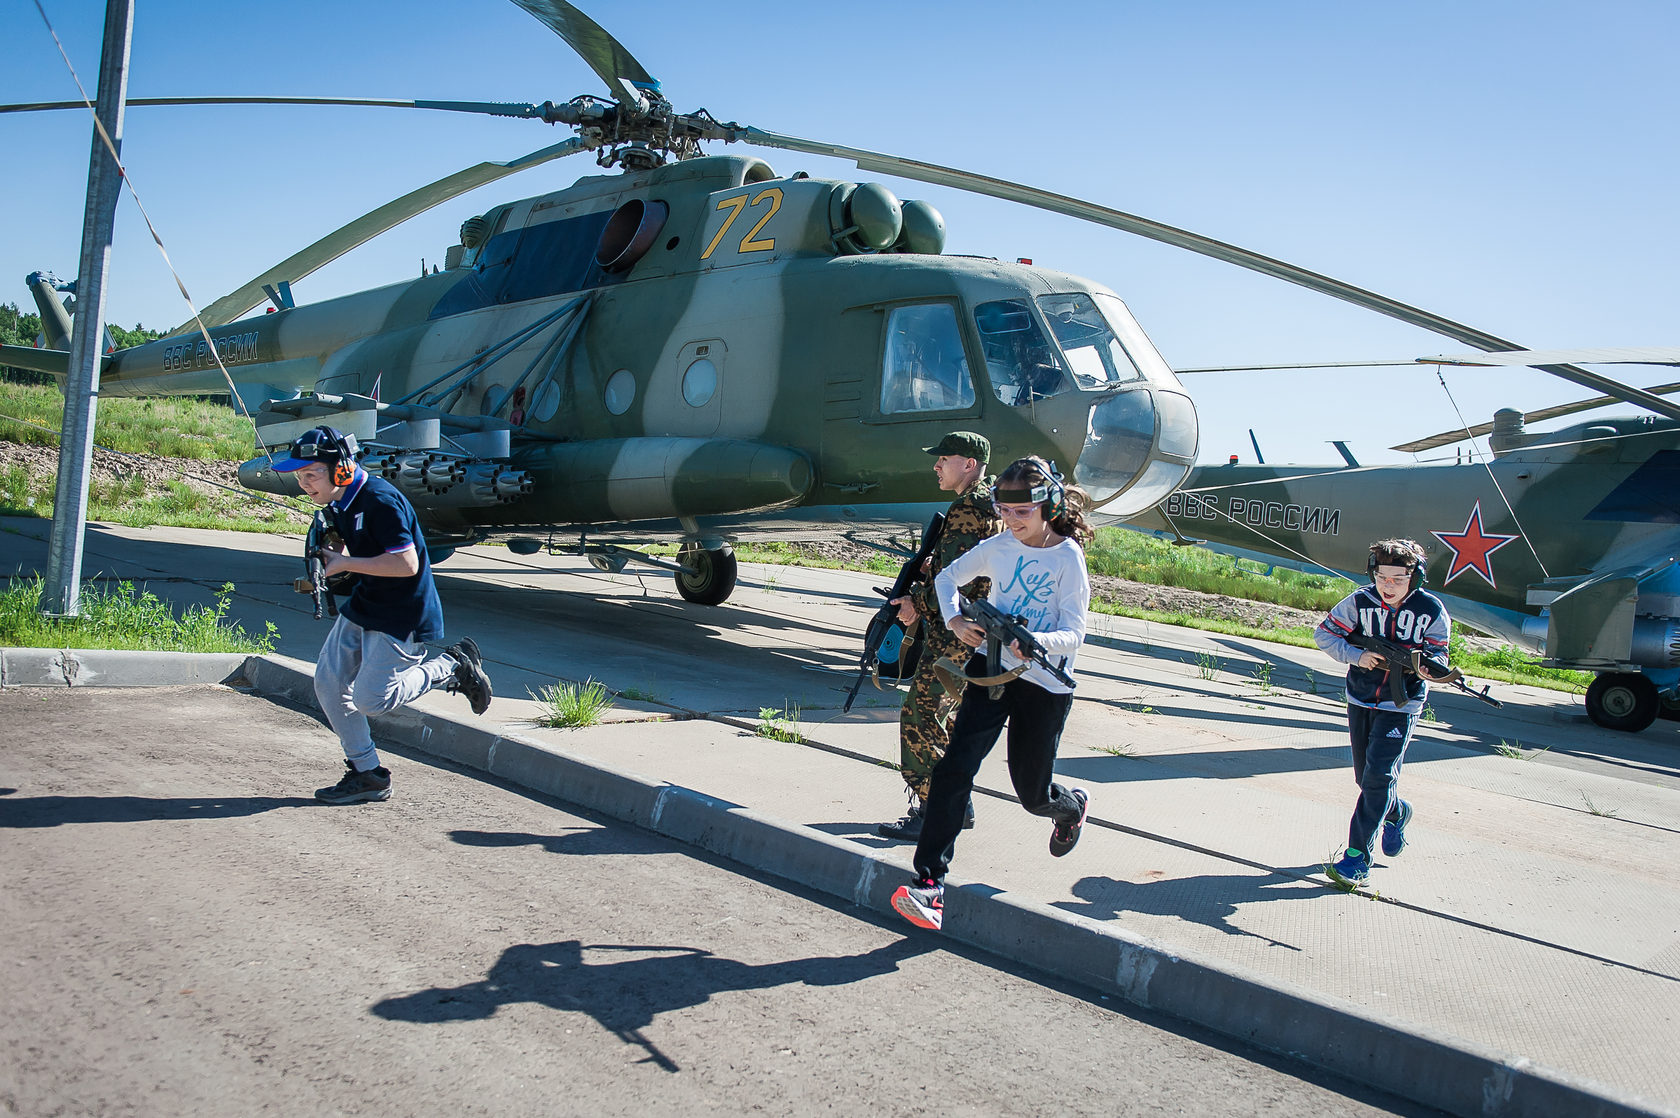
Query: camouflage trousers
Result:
<box><xmin>899</xmin><ymin>625</ymin><xmax>969</xmax><ymax>802</ymax></box>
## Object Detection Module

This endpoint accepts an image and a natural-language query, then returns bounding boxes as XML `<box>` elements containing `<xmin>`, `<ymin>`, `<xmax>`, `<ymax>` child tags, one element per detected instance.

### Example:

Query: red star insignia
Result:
<box><xmin>1430</xmin><ymin>501</ymin><xmax>1518</xmax><ymax>587</ymax></box>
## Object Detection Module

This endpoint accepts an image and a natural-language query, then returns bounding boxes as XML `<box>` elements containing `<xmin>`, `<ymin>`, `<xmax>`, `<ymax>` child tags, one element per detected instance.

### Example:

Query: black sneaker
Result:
<box><xmin>444</xmin><ymin>636</ymin><xmax>493</xmax><ymax>715</ymax></box>
<box><xmin>315</xmin><ymin>760</ymin><xmax>391</xmax><ymax>805</ymax></box>
<box><xmin>877</xmin><ymin>797</ymin><xmax>924</xmax><ymax>841</ymax></box>
<box><xmin>1048</xmin><ymin>788</ymin><xmax>1089</xmax><ymax>857</ymax></box>
<box><xmin>877</xmin><ymin>797</ymin><xmax>975</xmax><ymax>840</ymax></box>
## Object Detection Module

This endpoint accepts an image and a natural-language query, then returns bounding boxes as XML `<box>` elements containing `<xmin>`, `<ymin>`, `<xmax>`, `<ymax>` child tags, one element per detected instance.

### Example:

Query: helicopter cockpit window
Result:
<box><xmin>973</xmin><ymin>299</ymin><xmax>1067</xmax><ymax>406</ymax></box>
<box><xmin>1036</xmin><ymin>293</ymin><xmax>1144</xmax><ymax>389</ymax></box>
<box><xmin>880</xmin><ymin>303</ymin><xmax>975</xmax><ymax>414</ymax></box>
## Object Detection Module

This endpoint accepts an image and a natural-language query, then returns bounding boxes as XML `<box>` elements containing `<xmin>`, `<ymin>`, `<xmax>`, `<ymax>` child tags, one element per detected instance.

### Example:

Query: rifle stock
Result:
<box><xmin>842</xmin><ymin>514</ymin><xmax>946</xmax><ymax>713</ymax></box>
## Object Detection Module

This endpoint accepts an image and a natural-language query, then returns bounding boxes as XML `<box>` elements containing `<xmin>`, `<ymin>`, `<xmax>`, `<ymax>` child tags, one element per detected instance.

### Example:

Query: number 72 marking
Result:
<box><xmin>699</xmin><ymin>187</ymin><xmax>783</xmax><ymax>260</ymax></box>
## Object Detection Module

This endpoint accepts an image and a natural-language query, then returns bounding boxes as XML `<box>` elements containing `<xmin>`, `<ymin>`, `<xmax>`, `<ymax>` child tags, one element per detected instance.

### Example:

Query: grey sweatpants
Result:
<box><xmin>314</xmin><ymin>613</ymin><xmax>456</xmax><ymax>771</ymax></box>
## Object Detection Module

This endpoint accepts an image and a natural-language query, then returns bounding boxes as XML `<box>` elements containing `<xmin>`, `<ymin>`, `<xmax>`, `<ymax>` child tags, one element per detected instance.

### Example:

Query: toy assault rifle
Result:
<box><xmin>842</xmin><ymin>513</ymin><xmax>946</xmax><ymax>713</ymax></box>
<box><xmin>1346</xmin><ymin>631</ymin><xmax>1502</xmax><ymax>708</ymax></box>
<box><xmin>292</xmin><ymin>508</ymin><xmax>352</xmax><ymax>620</ymax></box>
<box><xmin>953</xmin><ymin>596</ymin><xmax>1076</xmax><ymax>697</ymax></box>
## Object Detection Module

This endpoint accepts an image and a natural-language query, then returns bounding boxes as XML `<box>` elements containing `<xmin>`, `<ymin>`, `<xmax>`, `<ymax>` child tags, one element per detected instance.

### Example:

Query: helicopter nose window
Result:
<box><xmin>973</xmin><ymin>299</ymin><xmax>1067</xmax><ymax>406</ymax></box>
<box><xmin>879</xmin><ymin>303</ymin><xmax>975</xmax><ymax>414</ymax></box>
<box><xmin>1036</xmin><ymin>293</ymin><xmax>1143</xmax><ymax>389</ymax></box>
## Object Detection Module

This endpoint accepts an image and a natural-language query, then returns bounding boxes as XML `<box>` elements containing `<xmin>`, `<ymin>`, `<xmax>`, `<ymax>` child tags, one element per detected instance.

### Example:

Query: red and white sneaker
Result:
<box><xmin>891</xmin><ymin>877</ymin><xmax>944</xmax><ymax>931</ymax></box>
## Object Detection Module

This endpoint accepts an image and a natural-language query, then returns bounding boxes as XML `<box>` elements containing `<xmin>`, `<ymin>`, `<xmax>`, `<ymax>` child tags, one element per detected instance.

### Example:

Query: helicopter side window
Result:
<box><xmin>1036</xmin><ymin>292</ymin><xmax>1143</xmax><ymax>389</ymax></box>
<box><xmin>973</xmin><ymin>299</ymin><xmax>1067</xmax><ymax>406</ymax></box>
<box><xmin>879</xmin><ymin>303</ymin><xmax>975</xmax><ymax>415</ymax></box>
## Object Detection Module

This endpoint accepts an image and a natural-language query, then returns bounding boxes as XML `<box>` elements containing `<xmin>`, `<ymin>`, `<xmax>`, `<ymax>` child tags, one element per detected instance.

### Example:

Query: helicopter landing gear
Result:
<box><xmin>1585</xmin><ymin>671</ymin><xmax>1659</xmax><ymax>732</ymax></box>
<box><xmin>675</xmin><ymin>543</ymin><xmax>738</xmax><ymax>606</ymax></box>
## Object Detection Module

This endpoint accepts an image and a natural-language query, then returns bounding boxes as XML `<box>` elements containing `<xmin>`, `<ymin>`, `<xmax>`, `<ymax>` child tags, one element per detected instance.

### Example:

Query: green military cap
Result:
<box><xmin>924</xmin><ymin>430</ymin><xmax>991</xmax><ymax>463</ymax></box>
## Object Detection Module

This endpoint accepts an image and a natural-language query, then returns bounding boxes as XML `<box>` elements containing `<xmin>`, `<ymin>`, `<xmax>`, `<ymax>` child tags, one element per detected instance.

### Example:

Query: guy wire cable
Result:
<box><xmin>1432</xmin><ymin>366</ymin><xmax>1550</xmax><ymax>579</ymax></box>
<box><xmin>34</xmin><ymin>0</ymin><xmax>276</xmax><ymax>467</ymax></box>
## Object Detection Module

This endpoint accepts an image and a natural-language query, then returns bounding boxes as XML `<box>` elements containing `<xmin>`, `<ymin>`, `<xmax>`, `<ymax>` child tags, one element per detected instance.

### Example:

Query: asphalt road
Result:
<box><xmin>0</xmin><ymin>686</ymin><xmax>1440</xmax><ymax>1118</ymax></box>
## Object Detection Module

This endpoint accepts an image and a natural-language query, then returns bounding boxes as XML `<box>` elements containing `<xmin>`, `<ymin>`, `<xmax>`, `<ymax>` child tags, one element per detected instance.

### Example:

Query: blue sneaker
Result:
<box><xmin>1381</xmin><ymin>800</ymin><xmax>1413</xmax><ymax>858</ymax></box>
<box><xmin>1325</xmin><ymin>848</ymin><xmax>1370</xmax><ymax>889</ymax></box>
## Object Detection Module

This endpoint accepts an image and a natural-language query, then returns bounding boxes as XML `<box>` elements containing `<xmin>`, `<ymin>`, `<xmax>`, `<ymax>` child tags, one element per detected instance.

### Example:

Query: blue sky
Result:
<box><xmin>3</xmin><ymin>0</ymin><xmax>1675</xmax><ymax>465</ymax></box>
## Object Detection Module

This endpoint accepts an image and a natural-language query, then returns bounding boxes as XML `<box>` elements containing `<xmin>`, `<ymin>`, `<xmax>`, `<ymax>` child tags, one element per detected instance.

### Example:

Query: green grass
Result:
<box><xmin>529</xmin><ymin>677</ymin><xmax>615</xmax><ymax>728</ymax></box>
<box><xmin>0</xmin><ymin>576</ymin><xmax>275</xmax><ymax>653</ymax></box>
<box><xmin>0</xmin><ymin>460</ymin><xmax>309</xmax><ymax>534</ymax></box>
<box><xmin>0</xmin><ymin>380</ymin><xmax>258</xmax><ymax>459</ymax></box>
<box><xmin>1087</xmin><ymin>528</ymin><xmax>1355</xmax><ymax>611</ymax></box>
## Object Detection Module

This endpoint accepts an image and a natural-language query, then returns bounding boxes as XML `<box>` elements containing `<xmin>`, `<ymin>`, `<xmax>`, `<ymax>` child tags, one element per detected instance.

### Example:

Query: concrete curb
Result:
<box><xmin>18</xmin><ymin>650</ymin><xmax>1671</xmax><ymax>1118</ymax></box>
<box><xmin>0</xmin><ymin>648</ymin><xmax>249</xmax><ymax>689</ymax></box>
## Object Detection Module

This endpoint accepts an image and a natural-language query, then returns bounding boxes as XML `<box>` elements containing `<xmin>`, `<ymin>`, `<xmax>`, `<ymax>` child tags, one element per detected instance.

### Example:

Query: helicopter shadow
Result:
<box><xmin>0</xmin><ymin>793</ymin><xmax>315</xmax><ymax>828</ymax></box>
<box><xmin>370</xmin><ymin>936</ymin><xmax>934</xmax><ymax>1071</ymax></box>
<box><xmin>1054</xmin><ymin>868</ymin><xmax>1326</xmax><ymax>951</ymax></box>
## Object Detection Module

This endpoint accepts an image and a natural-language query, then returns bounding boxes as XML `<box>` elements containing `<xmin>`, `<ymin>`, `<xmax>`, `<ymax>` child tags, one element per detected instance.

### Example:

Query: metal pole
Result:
<box><xmin>41</xmin><ymin>0</ymin><xmax>133</xmax><ymax>618</ymax></box>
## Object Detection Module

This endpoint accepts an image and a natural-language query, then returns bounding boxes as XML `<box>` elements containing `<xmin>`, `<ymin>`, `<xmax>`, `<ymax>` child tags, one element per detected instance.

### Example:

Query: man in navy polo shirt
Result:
<box><xmin>273</xmin><ymin>425</ymin><xmax>492</xmax><ymax>805</ymax></box>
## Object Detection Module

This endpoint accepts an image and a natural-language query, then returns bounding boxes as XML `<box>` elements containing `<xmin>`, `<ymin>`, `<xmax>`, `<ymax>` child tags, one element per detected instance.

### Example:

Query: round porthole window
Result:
<box><xmin>531</xmin><ymin>380</ymin><xmax>560</xmax><ymax>422</ymax></box>
<box><xmin>682</xmin><ymin>358</ymin><xmax>718</xmax><ymax>407</ymax></box>
<box><xmin>604</xmin><ymin>368</ymin><xmax>636</xmax><ymax>415</ymax></box>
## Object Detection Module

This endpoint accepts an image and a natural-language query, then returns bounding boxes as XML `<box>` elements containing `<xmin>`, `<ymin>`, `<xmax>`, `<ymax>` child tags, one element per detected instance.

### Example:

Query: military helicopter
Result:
<box><xmin>7</xmin><ymin>3</ymin><xmax>1669</xmax><ymax>616</ymax></box>
<box><xmin>3</xmin><ymin>0</ymin><xmax>1213</xmax><ymax>606</ymax></box>
<box><xmin>1129</xmin><ymin>346</ymin><xmax>1680</xmax><ymax>733</ymax></box>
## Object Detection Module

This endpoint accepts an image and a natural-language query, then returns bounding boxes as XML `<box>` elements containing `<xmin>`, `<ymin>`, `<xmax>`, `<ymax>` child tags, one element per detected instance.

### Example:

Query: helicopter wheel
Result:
<box><xmin>1585</xmin><ymin>671</ymin><xmax>1659</xmax><ymax>732</ymax></box>
<box><xmin>675</xmin><ymin>543</ymin><xmax>738</xmax><ymax>605</ymax></box>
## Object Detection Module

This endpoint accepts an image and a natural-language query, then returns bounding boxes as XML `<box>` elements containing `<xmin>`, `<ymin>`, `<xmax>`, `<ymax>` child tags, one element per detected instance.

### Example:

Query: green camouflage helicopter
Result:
<box><xmin>4</xmin><ymin>0</ymin><xmax>1211</xmax><ymax>605</ymax></box>
<box><xmin>13</xmin><ymin>2</ymin><xmax>1671</xmax><ymax>621</ymax></box>
<box><xmin>1131</xmin><ymin>346</ymin><xmax>1680</xmax><ymax>733</ymax></box>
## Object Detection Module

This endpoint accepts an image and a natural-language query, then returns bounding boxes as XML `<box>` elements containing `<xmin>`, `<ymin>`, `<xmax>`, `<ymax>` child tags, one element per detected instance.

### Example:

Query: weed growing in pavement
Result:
<box><xmin>1252</xmin><ymin>660</ymin><xmax>1274</xmax><ymax>692</ymax></box>
<box><xmin>1194</xmin><ymin>652</ymin><xmax>1220</xmax><ymax>680</ymax></box>
<box><xmin>1493</xmin><ymin>740</ymin><xmax>1524</xmax><ymax>759</ymax></box>
<box><xmin>529</xmin><ymin>677</ymin><xmax>615</xmax><ymax>728</ymax></box>
<box><xmin>0</xmin><ymin>577</ymin><xmax>275</xmax><ymax>652</ymax></box>
<box><xmin>756</xmin><ymin>703</ymin><xmax>804</xmax><ymax>744</ymax></box>
<box><xmin>1089</xmin><ymin>742</ymin><xmax>1137</xmax><ymax>757</ymax></box>
<box><xmin>1304</xmin><ymin>668</ymin><xmax>1318</xmax><ymax>695</ymax></box>
<box><xmin>617</xmin><ymin>681</ymin><xmax>664</xmax><ymax>704</ymax></box>
<box><xmin>1580</xmin><ymin>791</ymin><xmax>1620</xmax><ymax>818</ymax></box>
<box><xmin>1420</xmin><ymin>704</ymin><xmax>1437</xmax><ymax>722</ymax></box>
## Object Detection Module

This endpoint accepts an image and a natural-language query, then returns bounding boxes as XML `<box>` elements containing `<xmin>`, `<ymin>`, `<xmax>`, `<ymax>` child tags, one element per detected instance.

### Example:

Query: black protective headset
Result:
<box><xmin>993</xmin><ymin>456</ymin><xmax>1067</xmax><ymax>519</ymax></box>
<box><xmin>1367</xmin><ymin>545</ymin><xmax>1427</xmax><ymax>593</ymax></box>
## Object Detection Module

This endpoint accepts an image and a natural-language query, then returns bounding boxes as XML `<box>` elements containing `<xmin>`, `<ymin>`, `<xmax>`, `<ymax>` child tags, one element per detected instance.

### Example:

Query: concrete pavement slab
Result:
<box><xmin>2</xmin><ymin>517</ymin><xmax>1677</xmax><ymax>1116</ymax></box>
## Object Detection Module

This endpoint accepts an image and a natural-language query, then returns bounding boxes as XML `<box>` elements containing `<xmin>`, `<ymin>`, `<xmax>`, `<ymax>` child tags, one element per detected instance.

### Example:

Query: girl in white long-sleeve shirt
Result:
<box><xmin>892</xmin><ymin>457</ymin><xmax>1093</xmax><ymax>932</ymax></box>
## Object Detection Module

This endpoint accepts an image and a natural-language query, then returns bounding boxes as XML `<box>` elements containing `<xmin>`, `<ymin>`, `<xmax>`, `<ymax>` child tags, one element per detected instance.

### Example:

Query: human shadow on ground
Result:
<box><xmin>371</xmin><ymin>936</ymin><xmax>934</xmax><ymax>1071</ymax></box>
<box><xmin>1054</xmin><ymin>868</ymin><xmax>1328</xmax><ymax>951</ymax></box>
<box><xmin>448</xmin><ymin>827</ymin><xmax>654</xmax><ymax>857</ymax></box>
<box><xmin>1056</xmin><ymin>744</ymin><xmax>1351</xmax><ymax>783</ymax></box>
<box><xmin>0</xmin><ymin>794</ymin><xmax>316</xmax><ymax>827</ymax></box>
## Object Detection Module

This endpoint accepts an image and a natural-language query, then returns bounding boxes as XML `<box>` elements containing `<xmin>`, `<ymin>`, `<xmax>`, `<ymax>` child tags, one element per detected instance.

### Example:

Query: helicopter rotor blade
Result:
<box><xmin>734</xmin><ymin>126</ymin><xmax>1680</xmax><ymax>424</ymax></box>
<box><xmin>180</xmin><ymin>137</ymin><xmax>587</xmax><ymax>334</ymax></box>
<box><xmin>1392</xmin><ymin>382</ymin><xmax>1680</xmax><ymax>453</ymax></box>
<box><xmin>508</xmin><ymin>0</ymin><xmax>660</xmax><ymax>104</ymax></box>
<box><xmin>0</xmin><ymin>95</ymin><xmax>555</xmax><ymax>119</ymax></box>
<box><xmin>1415</xmin><ymin>346</ymin><xmax>1680</xmax><ymax>368</ymax></box>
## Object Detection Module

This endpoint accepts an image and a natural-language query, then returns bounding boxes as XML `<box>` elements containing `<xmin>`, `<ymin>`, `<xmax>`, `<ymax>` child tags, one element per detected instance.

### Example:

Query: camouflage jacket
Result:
<box><xmin>911</xmin><ymin>476</ymin><xmax>1002</xmax><ymax>622</ymax></box>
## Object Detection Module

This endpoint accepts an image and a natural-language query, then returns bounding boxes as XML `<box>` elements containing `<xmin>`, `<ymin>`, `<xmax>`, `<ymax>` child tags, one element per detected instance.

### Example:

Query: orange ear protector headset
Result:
<box><xmin>292</xmin><ymin>425</ymin><xmax>359</xmax><ymax>486</ymax></box>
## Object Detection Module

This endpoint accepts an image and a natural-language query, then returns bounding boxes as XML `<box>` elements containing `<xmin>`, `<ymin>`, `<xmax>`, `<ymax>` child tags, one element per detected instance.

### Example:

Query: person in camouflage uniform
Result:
<box><xmin>877</xmin><ymin>431</ymin><xmax>1002</xmax><ymax>841</ymax></box>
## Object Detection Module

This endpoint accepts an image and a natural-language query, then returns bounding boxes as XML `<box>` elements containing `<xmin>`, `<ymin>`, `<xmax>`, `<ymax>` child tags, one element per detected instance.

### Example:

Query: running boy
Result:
<box><xmin>1314</xmin><ymin>538</ymin><xmax>1451</xmax><ymax>888</ymax></box>
<box><xmin>892</xmin><ymin>457</ymin><xmax>1092</xmax><ymax>931</ymax></box>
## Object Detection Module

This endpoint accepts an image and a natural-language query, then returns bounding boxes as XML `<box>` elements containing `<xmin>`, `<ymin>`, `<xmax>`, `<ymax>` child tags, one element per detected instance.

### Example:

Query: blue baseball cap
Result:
<box><xmin>271</xmin><ymin>425</ymin><xmax>355</xmax><ymax>473</ymax></box>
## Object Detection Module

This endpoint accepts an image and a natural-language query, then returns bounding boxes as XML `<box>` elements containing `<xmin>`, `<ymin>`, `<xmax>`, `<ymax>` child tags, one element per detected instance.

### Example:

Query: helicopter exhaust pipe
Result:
<box><xmin>1630</xmin><ymin>616</ymin><xmax>1680</xmax><ymax>668</ymax></box>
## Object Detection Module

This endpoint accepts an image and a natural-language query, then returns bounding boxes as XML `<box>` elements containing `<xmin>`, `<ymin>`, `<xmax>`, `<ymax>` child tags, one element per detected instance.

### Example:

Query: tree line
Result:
<box><xmin>0</xmin><ymin>302</ymin><xmax>162</xmax><ymax>383</ymax></box>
